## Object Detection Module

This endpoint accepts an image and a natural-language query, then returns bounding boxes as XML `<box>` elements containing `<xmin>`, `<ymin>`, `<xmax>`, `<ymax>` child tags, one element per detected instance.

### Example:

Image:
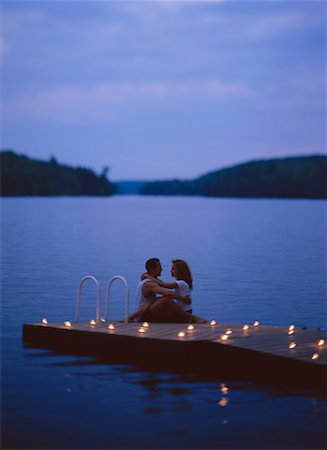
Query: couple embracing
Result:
<box><xmin>128</xmin><ymin>258</ymin><xmax>207</xmax><ymax>323</ymax></box>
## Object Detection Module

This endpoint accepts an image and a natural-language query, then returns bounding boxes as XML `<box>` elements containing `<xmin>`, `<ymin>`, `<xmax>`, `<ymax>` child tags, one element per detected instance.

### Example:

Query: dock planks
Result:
<box><xmin>23</xmin><ymin>321</ymin><xmax>326</xmax><ymax>391</ymax></box>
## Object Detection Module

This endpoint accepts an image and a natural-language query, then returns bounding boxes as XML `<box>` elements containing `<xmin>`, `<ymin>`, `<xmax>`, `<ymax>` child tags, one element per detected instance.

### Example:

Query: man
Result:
<box><xmin>128</xmin><ymin>258</ymin><xmax>206</xmax><ymax>323</ymax></box>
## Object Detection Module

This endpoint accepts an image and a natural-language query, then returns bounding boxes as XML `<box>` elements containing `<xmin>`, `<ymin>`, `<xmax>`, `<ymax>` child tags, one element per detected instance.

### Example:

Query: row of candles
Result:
<box><xmin>41</xmin><ymin>318</ymin><xmax>325</xmax><ymax>359</ymax></box>
<box><xmin>285</xmin><ymin>325</ymin><xmax>324</xmax><ymax>359</ymax></box>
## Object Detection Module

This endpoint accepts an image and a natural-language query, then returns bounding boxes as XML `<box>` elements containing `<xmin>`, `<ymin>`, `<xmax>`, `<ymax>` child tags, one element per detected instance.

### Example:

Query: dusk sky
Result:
<box><xmin>1</xmin><ymin>0</ymin><xmax>326</xmax><ymax>181</ymax></box>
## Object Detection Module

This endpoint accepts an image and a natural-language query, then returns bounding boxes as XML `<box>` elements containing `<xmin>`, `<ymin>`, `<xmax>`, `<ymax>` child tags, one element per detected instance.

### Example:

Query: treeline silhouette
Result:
<box><xmin>0</xmin><ymin>150</ymin><xmax>116</xmax><ymax>196</ymax></box>
<box><xmin>140</xmin><ymin>155</ymin><xmax>327</xmax><ymax>199</ymax></box>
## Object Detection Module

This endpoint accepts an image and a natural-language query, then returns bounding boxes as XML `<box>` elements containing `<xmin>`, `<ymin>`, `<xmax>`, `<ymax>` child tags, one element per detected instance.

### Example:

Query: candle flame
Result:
<box><xmin>210</xmin><ymin>320</ymin><xmax>217</xmax><ymax>326</ymax></box>
<box><xmin>220</xmin><ymin>334</ymin><xmax>229</xmax><ymax>341</ymax></box>
<box><xmin>178</xmin><ymin>331</ymin><xmax>185</xmax><ymax>338</ymax></box>
<box><xmin>225</xmin><ymin>329</ymin><xmax>232</xmax><ymax>335</ymax></box>
<box><xmin>289</xmin><ymin>342</ymin><xmax>296</xmax><ymax>349</ymax></box>
<box><xmin>288</xmin><ymin>330</ymin><xmax>294</xmax><ymax>335</ymax></box>
<box><xmin>142</xmin><ymin>322</ymin><xmax>149</xmax><ymax>328</ymax></box>
<box><xmin>64</xmin><ymin>321</ymin><xmax>72</xmax><ymax>327</ymax></box>
<box><xmin>289</xmin><ymin>325</ymin><xmax>295</xmax><ymax>331</ymax></box>
<box><xmin>187</xmin><ymin>324</ymin><xmax>194</xmax><ymax>331</ymax></box>
<box><xmin>42</xmin><ymin>318</ymin><xmax>48</xmax><ymax>324</ymax></box>
<box><xmin>318</xmin><ymin>339</ymin><xmax>325</xmax><ymax>346</ymax></box>
<box><xmin>243</xmin><ymin>324</ymin><xmax>249</xmax><ymax>331</ymax></box>
<box><xmin>108</xmin><ymin>324</ymin><xmax>115</xmax><ymax>330</ymax></box>
<box><xmin>253</xmin><ymin>321</ymin><xmax>259</xmax><ymax>327</ymax></box>
<box><xmin>89</xmin><ymin>320</ymin><xmax>96</xmax><ymax>325</ymax></box>
<box><xmin>138</xmin><ymin>327</ymin><xmax>145</xmax><ymax>333</ymax></box>
<box><xmin>312</xmin><ymin>353</ymin><xmax>319</xmax><ymax>360</ymax></box>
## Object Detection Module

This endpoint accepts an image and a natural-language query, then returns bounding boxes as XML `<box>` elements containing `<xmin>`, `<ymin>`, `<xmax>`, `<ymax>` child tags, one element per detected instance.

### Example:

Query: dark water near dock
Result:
<box><xmin>1</xmin><ymin>196</ymin><xmax>326</xmax><ymax>449</ymax></box>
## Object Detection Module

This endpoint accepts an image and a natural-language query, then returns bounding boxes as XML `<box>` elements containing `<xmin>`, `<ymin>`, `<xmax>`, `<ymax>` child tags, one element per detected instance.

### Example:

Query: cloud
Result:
<box><xmin>0</xmin><ymin>36</ymin><xmax>9</xmax><ymax>54</ymax></box>
<box><xmin>238</xmin><ymin>11</ymin><xmax>317</xmax><ymax>40</ymax></box>
<box><xmin>259</xmin><ymin>72</ymin><xmax>326</xmax><ymax>112</ymax></box>
<box><xmin>182</xmin><ymin>4</ymin><xmax>324</xmax><ymax>42</ymax></box>
<box><xmin>285</xmin><ymin>74</ymin><xmax>326</xmax><ymax>110</ymax></box>
<box><xmin>4</xmin><ymin>79</ymin><xmax>254</xmax><ymax>125</ymax></box>
<box><xmin>2</xmin><ymin>0</ymin><xmax>325</xmax><ymax>179</ymax></box>
<box><xmin>2</xmin><ymin>8</ymin><xmax>45</xmax><ymax>32</ymax></box>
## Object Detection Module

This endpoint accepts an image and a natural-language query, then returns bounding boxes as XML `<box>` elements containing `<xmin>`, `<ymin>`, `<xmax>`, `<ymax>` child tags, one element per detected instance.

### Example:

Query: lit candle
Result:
<box><xmin>220</xmin><ymin>383</ymin><xmax>229</xmax><ymax>394</ymax></box>
<box><xmin>289</xmin><ymin>325</ymin><xmax>295</xmax><ymax>331</ymax></box>
<box><xmin>288</xmin><ymin>330</ymin><xmax>295</xmax><ymax>335</ymax></box>
<box><xmin>142</xmin><ymin>322</ymin><xmax>149</xmax><ymax>328</ymax></box>
<box><xmin>108</xmin><ymin>324</ymin><xmax>115</xmax><ymax>330</ymax></box>
<box><xmin>220</xmin><ymin>334</ymin><xmax>229</xmax><ymax>341</ymax></box>
<box><xmin>253</xmin><ymin>321</ymin><xmax>259</xmax><ymax>327</ymax></box>
<box><xmin>210</xmin><ymin>320</ymin><xmax>217</xmax><ymax>326</ymax></box>
<box><xmin>42</xmin><ymin>318</ymin><xmax>48</xmax><ymax>324</ymax></box>
<box><xmin>138</xmin><ymin>327</ymin><xmax>145</xmax><ymax>333</ymax></box>
<box><xmin>318</xmin><ymin>339</ymin><xmax>325</xmax><ymax>346</ymax></box>
<box><xmin>64</xmin><ymin>321</ymin><xmax>72</xmax><ymax>327</ymax></box>
<box><xmin>178</xmin><ymin>331</ymin><xmax>185</xmax><ymax>338</ymax></box>
<box><xmin>289</xmin><ymin>342</ymin><xmax>296</xmax><ymax>349</ymax></box>
<box><xmin>225</xmin><ymin>329</ymin><xmax>232</xmax><ymax>335</ymax></box>
<box><xmin>89</xmin><ymin>320</ymin><xmax>96</xmax><ymax>325</ymax></box>
<box><xmin>312</xmin><ymin>353</ymin><xmax>319</xmax><ymax>360</ymax></box>
<box><xmin>243</xmin><ymin>324</ymin><xmax>249</xmax><ymax>331</ymax></box>
<box><xmin>187</xmin><ymin>324</ymin><xmax>194</xmax><ymax>331</ymax></box>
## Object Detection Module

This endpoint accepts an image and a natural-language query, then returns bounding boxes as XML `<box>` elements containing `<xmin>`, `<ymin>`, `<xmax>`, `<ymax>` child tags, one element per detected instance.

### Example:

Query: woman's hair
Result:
<box><xmin>172</xmin><ymin>259</ymin><xmax>193</xmax><ymax>289</ymax></box>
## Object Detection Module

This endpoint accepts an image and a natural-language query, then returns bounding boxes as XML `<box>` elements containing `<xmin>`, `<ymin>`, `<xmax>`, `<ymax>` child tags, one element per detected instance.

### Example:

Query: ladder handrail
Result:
<box><xmin>76</xmin><ymin>275</ymin><xmax>101</xmax><ymax>324</ymax></box>
<box><xmin>105</xmin><ymin>276</ymin><xmax>129</xmax><ymax>323</ymax></box>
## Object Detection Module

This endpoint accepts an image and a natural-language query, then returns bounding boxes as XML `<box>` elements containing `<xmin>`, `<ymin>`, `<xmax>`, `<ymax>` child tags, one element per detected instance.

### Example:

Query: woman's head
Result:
<box><xmin>171</xmin><ymin>259</ymin><xmax>193</xmax><ymax>289</ymax></box>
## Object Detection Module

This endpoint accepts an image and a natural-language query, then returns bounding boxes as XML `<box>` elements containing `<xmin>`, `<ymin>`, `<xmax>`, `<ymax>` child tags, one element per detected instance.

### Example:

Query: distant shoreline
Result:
<box><xmin>1</xmin><ymin>151</ymin><xmax>326</xmax><ymax>199</ymax></box>
<box><xmin>1</xmin><ymin>195</ymin><xmax>327</xmax><ymax>202</ymax></box>
<box><xmin>1</xmin><ymin>150</ymin><xmax>116</xmax><ymax>197</ymax></box>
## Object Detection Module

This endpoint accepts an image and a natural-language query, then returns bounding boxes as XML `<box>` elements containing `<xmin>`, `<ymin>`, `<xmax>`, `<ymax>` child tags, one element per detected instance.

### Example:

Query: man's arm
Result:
<box><xmin>144</xmin><ymin>282</ymin><xmax>191</xmax><ymax>304</ymax></box>
<box><xmin>141</xmin><ymin>273</ymin><xmax>178</xmax><ymax>289</ymax></box>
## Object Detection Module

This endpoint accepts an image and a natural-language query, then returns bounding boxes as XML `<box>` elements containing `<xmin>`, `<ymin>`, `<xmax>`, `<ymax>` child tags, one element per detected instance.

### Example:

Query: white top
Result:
<box><xmin>174</xmin><ymin>280</ymin><xmax>192</xmax><ymax>312</ymax></box>
<box><xmin>135</xmin><ymin>279</ymin><xmax>152</xmax><ymax>309</ymax></box>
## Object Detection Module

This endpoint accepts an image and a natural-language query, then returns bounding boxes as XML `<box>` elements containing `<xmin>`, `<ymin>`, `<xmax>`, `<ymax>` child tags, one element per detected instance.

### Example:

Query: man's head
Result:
<box><xmin>145</xmin><ymin>258</ymin><xmax>162</xmax><ymax>277</ymax></box>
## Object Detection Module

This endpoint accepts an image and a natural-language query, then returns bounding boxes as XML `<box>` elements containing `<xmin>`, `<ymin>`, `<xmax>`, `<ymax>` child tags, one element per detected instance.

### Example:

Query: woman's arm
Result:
<box><xmin>141</xmin><ymin>273</ymin><xmax>178</xmax><ymax>289</ymax></box>
<box><xmin>178</xmin><ymin>295</ymin><xmax>192</xmax><ymax>305</ymax></box>
<box><xmin>157</xmin><ymin>279</ymin><xmax>178</xmax><ymax>289</ymax></box>
<box><xmin>151</xmin><ymin>284</ymin><xmax>190</xmax><ymax>303</ymax></box>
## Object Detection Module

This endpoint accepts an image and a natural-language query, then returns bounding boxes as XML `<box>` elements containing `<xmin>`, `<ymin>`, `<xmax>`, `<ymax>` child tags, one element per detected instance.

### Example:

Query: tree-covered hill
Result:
<box><xmin>0</xmin><ymin>150</ymin><xmax>116</xmax><ymax>196</ymax></box>
<box><xmin>140</xmin><ymin>155</ymin><xmax>327</xmax><ymax>199</ymax></box>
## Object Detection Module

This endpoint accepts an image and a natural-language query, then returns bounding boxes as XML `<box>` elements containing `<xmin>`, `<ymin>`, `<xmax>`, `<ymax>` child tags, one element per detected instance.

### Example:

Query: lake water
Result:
<box><xmin>1</xmin><ymin>196</ymin><xmax>326</xmax><ymax>449</ymax></box>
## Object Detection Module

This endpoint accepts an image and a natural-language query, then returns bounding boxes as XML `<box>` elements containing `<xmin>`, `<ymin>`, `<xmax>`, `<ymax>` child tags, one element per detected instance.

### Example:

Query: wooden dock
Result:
<box><xmin>23</xmin><ymin>321</ymin><xmax>327</xmax><ymax>391</ymax></box>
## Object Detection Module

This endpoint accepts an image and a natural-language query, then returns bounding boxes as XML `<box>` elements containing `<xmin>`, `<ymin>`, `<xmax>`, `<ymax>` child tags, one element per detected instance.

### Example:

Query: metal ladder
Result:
<box><xmin>76</xmin><ymin>275</ymin><xmax>101</xmax><ymax>324</ymax></box>
<box><xmin>105</xmin><ymin>276</ymin><xmax>130</xmax><ymax>323</ymax></box>
<box><xmin>75</xmin><ymin>275</ymin><xmax>129</xmax><ymax>324</ymax></box>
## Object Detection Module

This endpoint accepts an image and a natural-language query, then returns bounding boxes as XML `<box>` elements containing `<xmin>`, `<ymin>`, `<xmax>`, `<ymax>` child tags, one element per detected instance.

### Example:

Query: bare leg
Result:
<box><xmin>149</xmin><ymin>297</ymin><xmax>207</xmax><ymax>323</ymax></box>
<box><xmin>127</xmin><ymin>300</ymin><xmax>154</xmax><ymax>322</ymax></box>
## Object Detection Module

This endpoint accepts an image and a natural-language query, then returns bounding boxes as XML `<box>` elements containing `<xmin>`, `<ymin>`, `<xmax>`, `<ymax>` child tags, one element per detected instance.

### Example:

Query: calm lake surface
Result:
<box><xmin>1</xmin><ymin>196</ymin><xmax>326</xmax><ymax>449</ymax></box>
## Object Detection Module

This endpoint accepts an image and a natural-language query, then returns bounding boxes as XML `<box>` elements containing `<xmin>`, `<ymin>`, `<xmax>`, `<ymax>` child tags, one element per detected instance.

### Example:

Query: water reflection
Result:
<box><xmin>218</xmin><ymin>397</ymin><xmax>229</xmax><ymax>407</ymax></box>
<box><xmin>24</xmin><ymin>347</ymin><xmax>327</xmax><ymax>399</ymax></box>
<box><xmin>5</xmin><ymin>346</ymin><xmax>327</xmax><ymax>449</ymax></box>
